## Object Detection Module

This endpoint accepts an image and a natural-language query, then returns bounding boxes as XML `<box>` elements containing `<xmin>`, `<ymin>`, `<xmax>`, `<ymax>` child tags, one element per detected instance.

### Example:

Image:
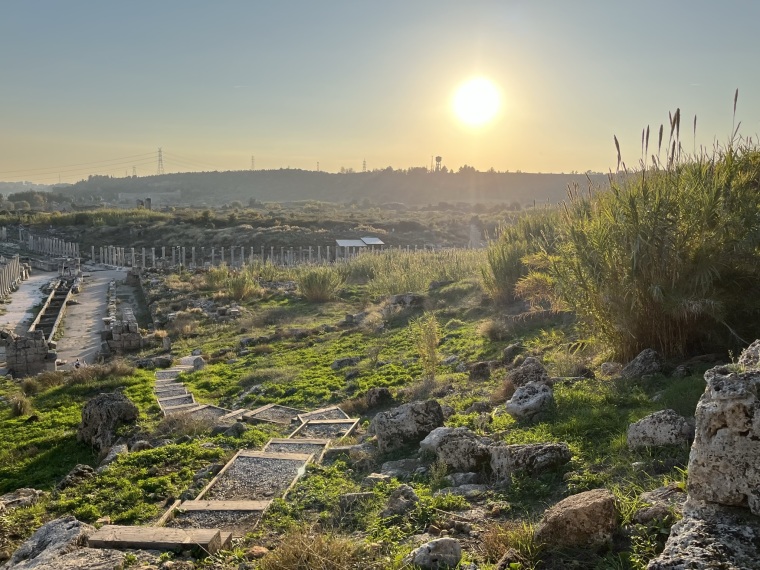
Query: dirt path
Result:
<box><xmin>56</xmin><ymin>268</ymin><xmax>127</xmax><ymax>369</ymax></box>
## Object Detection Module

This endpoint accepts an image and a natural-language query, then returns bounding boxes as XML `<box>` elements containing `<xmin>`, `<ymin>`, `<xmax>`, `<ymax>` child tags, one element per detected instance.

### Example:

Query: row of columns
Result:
<box><xmin>0</xmin><ymin>255</ymin><xmax>27</xmax><ymax>297</ymax></box>
<box><xmin>26</xmin><ymin>235</ymin><xmax>79</xmax><ymax>258</ymax></box>
<box><xmin>90</xmin><ymin>244</ymin><xmax>434</xmax><ymax>269</ymax></box>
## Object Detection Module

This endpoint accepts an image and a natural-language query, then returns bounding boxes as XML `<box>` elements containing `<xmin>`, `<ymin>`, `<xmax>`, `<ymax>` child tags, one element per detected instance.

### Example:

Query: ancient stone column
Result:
<box><xmin>211</xmin><ymin>248</ymin><xmax>215</xmax><ymax>265</ymax></box>
<box><xmin>191</xmin><ymin>247</ymin><xmax>196</xmax><ymax>267</ymax></box>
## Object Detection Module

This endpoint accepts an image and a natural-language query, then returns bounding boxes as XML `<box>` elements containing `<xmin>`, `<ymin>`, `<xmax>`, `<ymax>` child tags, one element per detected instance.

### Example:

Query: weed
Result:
<box><xmin>480</xmin><ymin>520</ymin><xmax>542</xmax><ymax>567</ymax></box>
<box><xmin>410</xmin><ymin>312</ymin><xmax>439</xmax><ymax>379</ymax></box>
<box><xmin>297</xmin><ymin>266</ymin><xmax>345</xmax><ymax>302</ymax></box>
<box><xmin>10</xmin><ymin>394</ymin><xmax>32</xmax><ymax>417</ymax></box>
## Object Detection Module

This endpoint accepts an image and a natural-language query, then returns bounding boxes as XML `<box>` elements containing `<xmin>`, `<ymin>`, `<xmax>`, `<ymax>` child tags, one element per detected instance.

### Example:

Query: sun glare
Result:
<box><xmin>452</xmin><ymin>77</ymin><xmax>501</xmax><ymax>127</ymax></box>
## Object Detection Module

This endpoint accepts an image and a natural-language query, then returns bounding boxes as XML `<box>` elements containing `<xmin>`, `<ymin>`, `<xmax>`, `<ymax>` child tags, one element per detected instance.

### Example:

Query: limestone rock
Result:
<box><xmin>648</xmin><ymin>499</ymin><xmax>760</xmax><ymax>569</ymax></box>
<box><xmin>419</xmin><ymin>427</ymin><xmax>490</xmax><ymax>472</ymax></box>
<box><xmin>331</xmin><ymin>356</ymin><xmax>360</xmax><ymax>370</ymax></box>
<box><xmin>339</xmin><ymin>492</ymin><xmax>375</xmax><ymax>513</ymax></box>
<box><xmin>503</xmin><ymin>381</ymin><xmax>554</xmax><ymax>422</ymax></box>
<box><xmin>98</xmin><ymin>443</ymin><xmax>128</xmax><ymax>467</ymax></box>
<box><xmin>534</xmin><ymin>489</ymin><xmax>618</xmax><ymax>549</ymax></box>
<box><xmin>469</xmin><ymin>361</ymin><xmax>492</xmax><ymax>381</ymax></box>
<box><xmin>380</xmin><ymin>484</ymin><xmax>419</xmax><ymax>518</ymax></box>
<box><xmin>687</xmin><ymin>365</ymin><xmax>760</xmax><ymax>515</ymax></box>
<box><xmin>179</xmin><ymin>355</ymin><xmax>206</xmax><ymax>371</ymax></box>
<box><xmin>505</xmin><ymin>357</ymin><xmax>549</xmax><ymax>387</ymax></box>
<box><xmin>0</xmin><ymin>489</ymin><xmax>44</xmax><ymax>512</ymax></box>
<box><xmin>737</xmin><ymin>339</ymin><xmax>760</xmax><ymax>368</ymax></box>
<box><xmin>627</xmin><ymin>409</ymin><xmax>694</xmax><ymax>449</ymax></box>
<box><xmin>403</xmin><ymin>537</ymin><xmax>462</xmax><ymax>569</ymax></box>
<box><xmin>620</xmin><ymin>348</ymin><xmax>662</xmax><ymax>379</ymax></box>
<box><xmin>502</xmin><ymin>342</ymin><xmax>523</xmax><ymax>364</ymax></box>
<box><xmin>381</xmin><ymin>458</ymin><xmax>423</xmax><ymax>480</ymax></box>
<box><xmin>600</xmin><ymin>362</ymin><xmax>623</xmax><ymax>376</ymax></box>
<box><xmin>366</xmin><ymin>386</ymin><xmax>393</xmax><ymax>408</ymax></box>
<box><xmin>490</xmin><ymin>443</ymin><xmax>571</xmax><ymax>479</ymax></box>
<box><xmin>57</xmin><ymin>464</ymin><xmax>95</xmax><ymax>491</ymax></box>
<box><xmin>76</xmin><ymin>392</ymin><xmax>138</xmax><ymax>451</ymax></box>
<box><xmin>3</xmin><ymin>515</ymin><xmax>101</xmax><ymax>570</ymax></box>
<box><xmin>361</xmin><ymin>473</ymin><xmax>391</xmax><ymax>488</ymax></box>
<box><xmin>443</xmin><ymin>472</ymin><xmax>480</xmax><ymax>487</ymax></box>
<box><xmin>371</xmin><ymin>399</ymin><xmax>444</xmax><ymax>453</ymax></box>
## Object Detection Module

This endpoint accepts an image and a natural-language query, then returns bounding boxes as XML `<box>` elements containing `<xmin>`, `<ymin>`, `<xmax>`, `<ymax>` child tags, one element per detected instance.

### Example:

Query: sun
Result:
<box><xmin>452</xmin><ymin>77</ymin><xmax>501</xmax><ymax>126</ymax></box>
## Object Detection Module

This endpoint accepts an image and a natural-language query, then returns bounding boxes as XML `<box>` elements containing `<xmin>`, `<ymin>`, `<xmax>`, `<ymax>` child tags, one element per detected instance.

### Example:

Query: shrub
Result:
<box><xmin>410</xmin><ymin>313</ymin><xmax>440</xmax><ymax>379</ymax></box>
<box><xmin>297</xmin><ymin>266</ymin><xmax>345</xmax><ymax>302</ymax></box>
<box><xmin>542</xmin><ymin>141</ymin><xmax>760</xmax><ymax>359</ymax></box>
<box><xmin>10</xmin><ymin>394</ymin><xmax>32</xmax><ymax>417</ymax></box>
<box><xmin>257</xmin><ymin>525</ymin><xmax>380</xmax><ymax>570</ymax></box>
<box><xmin>480</xmin><ymin>520</ymin><xmax>541</xmax><ymax>565</ymax></box>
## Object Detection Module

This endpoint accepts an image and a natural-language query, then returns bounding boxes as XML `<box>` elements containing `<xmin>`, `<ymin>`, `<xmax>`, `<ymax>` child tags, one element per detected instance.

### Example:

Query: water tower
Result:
<box><xmin>435</xmin><ymin>156</ymin><xmax>442</xmax><ymax>172</ymax></box>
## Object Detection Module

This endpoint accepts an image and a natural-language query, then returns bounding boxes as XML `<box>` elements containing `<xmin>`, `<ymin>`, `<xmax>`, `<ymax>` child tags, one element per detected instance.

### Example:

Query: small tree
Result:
<box><xmin>411</xmin><ymin>312</ymin><xmax>440</xmax><ymax>379</ymax></box>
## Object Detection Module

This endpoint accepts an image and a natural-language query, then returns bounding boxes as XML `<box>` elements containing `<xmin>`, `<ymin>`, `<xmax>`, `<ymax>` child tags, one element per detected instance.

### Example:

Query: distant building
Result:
<box><xmin>335</xmin><ymin>236</ymin><xmax>385</xmax><ymax>258</ymax></box>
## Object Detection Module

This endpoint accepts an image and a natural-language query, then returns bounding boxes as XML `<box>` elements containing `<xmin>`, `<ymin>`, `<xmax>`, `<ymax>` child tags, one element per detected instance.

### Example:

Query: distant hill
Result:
<box><xmin>56</xmin><ymin>169</ymin><xmax>610</xmax><ymax>207</ymax></box>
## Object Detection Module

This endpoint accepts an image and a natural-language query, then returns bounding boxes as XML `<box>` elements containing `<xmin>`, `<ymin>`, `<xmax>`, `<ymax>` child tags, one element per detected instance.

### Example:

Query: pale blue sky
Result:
<box><xmin>1</xmin><ymin>1</ymin><xmax>758</xmax><ymax>182</ymax></box>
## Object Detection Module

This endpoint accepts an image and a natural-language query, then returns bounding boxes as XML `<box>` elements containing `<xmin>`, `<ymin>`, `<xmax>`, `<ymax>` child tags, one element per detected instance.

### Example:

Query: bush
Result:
<box><xmin>10</xmin><ymin>394</ymin><xmax>32</xmax><ymax>417</ymax></box>
<box><xmin>297</xmin><ymin>266</ymin><xmax>345</xmax><ymax>302</ymax></box>
<box><xmin>542</xmin><ymin>143</ymin><xmax>760</xmax><ymax>359</ymax></box>
<box><xmin>410</xmin><ymin>312</ymin><xmax>440</xmax><ymax>379</ymax></box>
<box><xmin>258</xmin><ymin>525</ymin><xmax>381</xmax><ymax>570</ymax></box>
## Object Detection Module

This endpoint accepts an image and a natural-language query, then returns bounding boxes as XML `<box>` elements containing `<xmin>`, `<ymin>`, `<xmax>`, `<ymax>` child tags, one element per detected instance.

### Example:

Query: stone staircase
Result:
<box><xmin>87</xmin><ymin>355</ymin><xmax>361</xmax><ymax>554</ymax></box>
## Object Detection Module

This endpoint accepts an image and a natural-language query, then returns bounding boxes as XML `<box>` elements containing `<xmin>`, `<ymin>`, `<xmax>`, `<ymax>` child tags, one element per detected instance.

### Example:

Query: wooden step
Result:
<box><xmin>241</xmin><ymin>403</ymin><xmax>304</xmax><ymax>426</ymax></box>
<box><xmin>87</xmin><ymin>525</ymin><xmax>230</xmax><ymax>553</ymax></box>
<box><xmin>180</xmin><ymin>499</ymin><xmax>271</xmax><ymax>512</ymax></box>
<box><xmin>164</xmin><ymin>403</ymin><xmax>205</xmax><ymax>416</ymax></box>
<box><xmin>297</xmin><ymin>405</ymin><xmax>349</xmax><ymax>424</ymax></box>
<box><xmin>263</xmin><ymin>438</ymin><xmax>331</xmax><ymax>463</ymax></box>
<box><xmin>158</xmin><ymin>394</ymin><xmax>196</xmax><ymax>408</ymax></box>
<box><xmin>288</xmin><ymin>418</ymin><xmax>360</xmax><ymax>441</ymax></box>
<box><xmin>216</xmin><ymin>409</ymin><xmax>250</xmax><ymax>423</ymax></box>
<box><xmin>182</xmin><ymin>404</ymin><xmax>231</xmax><ymax>421</ymax></box>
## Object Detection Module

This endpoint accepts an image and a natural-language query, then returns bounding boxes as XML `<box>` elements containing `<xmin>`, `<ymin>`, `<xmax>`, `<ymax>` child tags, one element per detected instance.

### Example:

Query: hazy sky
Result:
<box><xmin>1</xmin><ymin>1</ymin><xmax>759</xmax><ymax>183</ymax></box>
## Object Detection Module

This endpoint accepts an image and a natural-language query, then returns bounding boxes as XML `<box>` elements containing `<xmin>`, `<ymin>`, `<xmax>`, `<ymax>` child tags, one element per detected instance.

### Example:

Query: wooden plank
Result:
<box><xmin>87</xmin><ymin>525</ymin><xmax>222</xmax><ymax>553</ymax></box>
<box><xmin>236</xmin><ymin>450</ymin><xmax>314</xmax><ymax>461</ymax></box>
<box><xmin>263</xmin><ymin>438</ymin><xmax>330</xmax><ymax>463</ymax></box>
<box><xmin>195</xmin><ymin>449</ymin><xmax>244</xmax><ymax>500</ymax></box>
<box><xmin>287</xmin><ymin>418</ymin><xmax>360</xmax><ymax>441</ymax></box>
<box><xmin>180</xmin><ymin>500</ymin><xmax>271</xmax><ymax>512</ymax></box>
<box><xmin>296</xmin><ymin>406</ymin><xmax>349</xmax><ymax>424</ymax></box>
<box><xmin>155</xmin><ymin>499</ymin><xmax>182</xmax><ymax>527</ymax></box>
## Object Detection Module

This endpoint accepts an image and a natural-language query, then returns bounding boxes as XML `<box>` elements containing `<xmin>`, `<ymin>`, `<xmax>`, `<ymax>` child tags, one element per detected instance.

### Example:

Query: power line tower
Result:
<box><xmin>157</xmin><ymin>147</ymin><xmax>165</xmax><ymax>175</ymax></box>
<box><xmin>132</xmin><ymin>166</ymin><xmax>137</xmax><ymax>177</ymax></box>
<box><xmin>251</xmin><ymin>155</ymin><xmax>255</xmax><ymax>170</ymax></box>
<box><xmin>362</xmin><ymin>158</ymin><xmax>367</xmax><ymax>173</ymax></box>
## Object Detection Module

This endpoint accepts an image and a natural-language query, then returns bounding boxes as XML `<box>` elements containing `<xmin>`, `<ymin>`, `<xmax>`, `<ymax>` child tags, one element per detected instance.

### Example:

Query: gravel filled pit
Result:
<box><xmin>291</xmin><ymin>421</ymin><xmax>356</xmax><ymax>440</ymax></box>
<box><xmin>159</xmin><ymin>394</ymin><xmax>195</xmax><ymax>407</ymax></box>
<box><xmin>298</xmin><ymin>407</ymin><xmax>349</xmax><ymax>422</ymax></box>
<box><xmin>204</xmin><ymin>455</ymin><xmax>309</xmax><ymax>500</ymax></box>
<box><xmin>265</xmin><ymin>441</ymin><xmax>327</xmax><ymax>457</ymax></box>
<box><xmin>245</xmin><ymin>404</ymin><xmax>303</xmax><ymax>424</ymax></box>
<box><xmin>168</xmin><ymin>509</ymin><xmax>263</xmax><ymax>534</ymax></box>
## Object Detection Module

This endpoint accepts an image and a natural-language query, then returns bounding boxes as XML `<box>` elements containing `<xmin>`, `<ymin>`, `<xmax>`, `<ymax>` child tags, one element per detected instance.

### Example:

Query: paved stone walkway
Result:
<box><xmin>56</xmin><ymin>268</ymin><xmax>127</xmax><ymax>369</ymax></box>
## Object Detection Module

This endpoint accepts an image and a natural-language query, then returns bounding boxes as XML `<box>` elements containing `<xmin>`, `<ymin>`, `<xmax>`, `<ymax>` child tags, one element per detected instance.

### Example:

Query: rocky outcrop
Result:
<box><xmin>3</xmin><ymin>515</ymin><xmax>124</xmax><ymax>570</ymax></box>
<box><xmin>647</xmin><ymin>499</ymin><xmax>760</xmax><ymax>569</ymax></box>
<box><xmin>56</xmin><ymin>464</ymin><xmax>95</xmax><ymax>491</ymax></box>
<box><xmin>620</xmin><ymin>348</ymin><xmax>662</xmax><ymax>379</ymax></box>
<box><xmin>627</xmin><ymin>409</ymin><xmax>694</xmax><ymax>449</ymax></box>
<box><xmin>490</xmin><ymin>443</ymin><xmax>571</xmax><ymax>480</ymax></box>
<box><xmin>370</xmin><ymin>400</ymin><xmax>444</xmax><ymax>453</ymax></box>
<box><xmin>76</xmin><ymin>392</ymin><xmax>138</xmax><ymax>452</ymax></box>
<box><xmin>366</xmin><ymin>386</ymin><xmax>393</xmax><ymax>408</ymax></box>
<box><xmin>380</xmin><ymin>484</ymin><xmax>419</xmax><ymax>518</ymax></box>
<box><xmin>403</xmin><ymin>537</ymin><xmax>462</xmax><ymax>569</ymax></box>
<box><xmin>0</xmin><ymin>489</ymin><xmax>44</xmax><ymax>512</ymax></box>
<box><xmin>419</xmin><ymin>427</ymin><xmax>490</xmax><ymax>472</ymax></box>
<box><xmin>534</xmin><ymin>489</ymin><xmax>618</xmax><ymax>549</ymax></box>
<box><xmin>651</xmin><ymin>344</ymin><xmax>760</xmax><ymax>568</ymax></box>
<box><xmin>687</xmin><ymin>365</ymin><xmax>760</xmax><ymax>514</ymax></box>
<box><xmin>505</xmin><ymin>357</ymin><xmax>549</xmax><ymax>387</ymax></box>
<box><xmin>503</xmin><ymin>381</ymin><xmax>554</xmax><ymax>422</ymax></box>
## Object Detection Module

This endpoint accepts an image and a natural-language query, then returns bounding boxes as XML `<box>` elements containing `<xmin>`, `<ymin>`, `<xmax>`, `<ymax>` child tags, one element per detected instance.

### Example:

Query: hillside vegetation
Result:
<box><xmin>1</xmin><ymin>129</ymin><xmax>759</xmax><ymax>569</ymax></box>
